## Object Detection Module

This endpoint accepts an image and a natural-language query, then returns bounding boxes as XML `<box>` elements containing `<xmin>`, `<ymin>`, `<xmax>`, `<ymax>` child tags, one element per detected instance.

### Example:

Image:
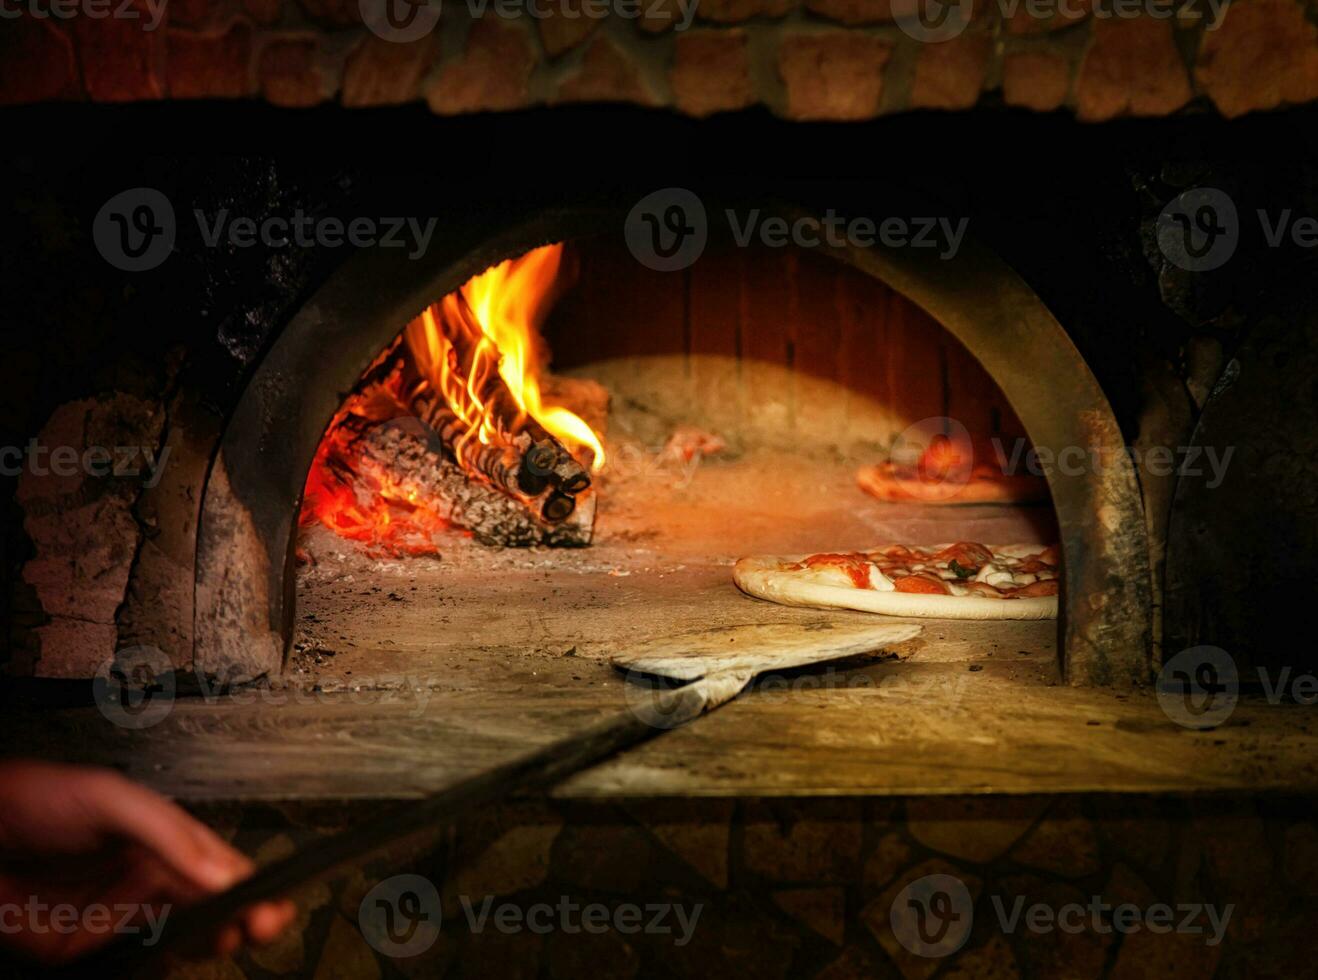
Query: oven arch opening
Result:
<box><xmin>194</xmin><ymin>204</ymin><xmax>1152</xmax><ymax>688</ymax></box>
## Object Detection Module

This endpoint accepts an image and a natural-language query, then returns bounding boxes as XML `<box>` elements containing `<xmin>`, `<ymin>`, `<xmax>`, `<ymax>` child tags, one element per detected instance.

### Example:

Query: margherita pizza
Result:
<box><xmin>733</xmin><ymin>541</ymin><xmax>1059</xmax><ymax>620</ymax></box>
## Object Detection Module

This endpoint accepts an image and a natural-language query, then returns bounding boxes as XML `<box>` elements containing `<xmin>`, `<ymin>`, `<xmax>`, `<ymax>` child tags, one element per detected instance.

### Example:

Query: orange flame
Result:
<box><xmin>299</xmin><ymin>243</ymin><xmax>604</xmax><ymax>555</ymax></box>
<box><xmin>406</xmin><ymin>243</ymin><xmax>604</xmax><ymax>472</ymax></box>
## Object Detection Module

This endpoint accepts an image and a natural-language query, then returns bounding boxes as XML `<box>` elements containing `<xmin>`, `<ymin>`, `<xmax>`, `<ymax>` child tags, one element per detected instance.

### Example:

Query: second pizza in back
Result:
<box><xmin>857</xmin><ymin>434</ymin><xmax>1049</xmax><ymax>506</ymax></box>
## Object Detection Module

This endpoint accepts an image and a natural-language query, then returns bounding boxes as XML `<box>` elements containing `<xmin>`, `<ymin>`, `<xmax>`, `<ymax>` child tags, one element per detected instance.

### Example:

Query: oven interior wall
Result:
<box><xmin>545</xmin><ymin>236</ymin><xmax>1031</xmax><ymax>462</ymax></box>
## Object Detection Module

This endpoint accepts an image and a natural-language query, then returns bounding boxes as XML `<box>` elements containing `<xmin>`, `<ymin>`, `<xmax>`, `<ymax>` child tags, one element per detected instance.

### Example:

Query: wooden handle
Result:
<box><xmin>71</xmin><ymin>670</ymin><xmax>749</xmax><ymax>973</ymax></box>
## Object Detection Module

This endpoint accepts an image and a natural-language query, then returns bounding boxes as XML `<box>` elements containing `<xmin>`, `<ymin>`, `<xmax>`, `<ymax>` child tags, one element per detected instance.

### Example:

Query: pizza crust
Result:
<box><xmin>733</xmin><ymin>553</ymin><xmax>1058</xmax><ymax>621</ymax></box>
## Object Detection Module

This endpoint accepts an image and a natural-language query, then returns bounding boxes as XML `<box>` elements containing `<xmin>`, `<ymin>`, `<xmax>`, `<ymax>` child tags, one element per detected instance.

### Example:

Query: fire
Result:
<box><xmin>299</xmin><ymin>243</ymin><xmax>603</xmax><ymax>555</ymax></box>
<box><xmin>407</xmin><ymin>243</ymin><xmax>604</xmax><ymax>473</ymax></box>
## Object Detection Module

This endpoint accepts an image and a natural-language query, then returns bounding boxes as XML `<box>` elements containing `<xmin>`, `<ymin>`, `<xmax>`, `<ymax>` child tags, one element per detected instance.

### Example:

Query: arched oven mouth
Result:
<box><xmin>193</xmin><ymin>203</ymin><xmax>1150</xmax><ymax>693</ymax></box>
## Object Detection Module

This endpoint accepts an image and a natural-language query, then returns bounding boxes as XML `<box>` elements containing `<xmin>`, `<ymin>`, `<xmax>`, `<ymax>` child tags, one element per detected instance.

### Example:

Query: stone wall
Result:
<box><xmin>3</xmin><ymin>0</ymin><xmax>1318</xmax><ymax>120</ymax></box>
<box><xmin>147</xmin><ymin>792</ymin><xmax>1318</xmax><ymax>979</ymax></box>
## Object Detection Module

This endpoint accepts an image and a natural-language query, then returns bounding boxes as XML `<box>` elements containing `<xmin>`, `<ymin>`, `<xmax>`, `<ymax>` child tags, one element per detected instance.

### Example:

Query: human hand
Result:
<box><xmin>0</xmin><ymin>760</ymin><xmax>295</xmax><ymax>965</ymax></box>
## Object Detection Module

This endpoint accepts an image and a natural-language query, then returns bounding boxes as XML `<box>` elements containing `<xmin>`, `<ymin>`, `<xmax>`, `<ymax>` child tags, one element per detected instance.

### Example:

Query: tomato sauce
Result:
<box><xmin>892</xmin><ymin>574</ymin><xmax>951</xmax><ymax>595</ymax></box>
<box><xmin>800</xmin><ymin>553</ymin><xmax>873</xmax><ymax>589</ymax></box>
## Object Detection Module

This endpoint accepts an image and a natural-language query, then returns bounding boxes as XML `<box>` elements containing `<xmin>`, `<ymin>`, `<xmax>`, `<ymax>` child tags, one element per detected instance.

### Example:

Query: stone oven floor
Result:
<box><xmin>15</xmin><ymin>638</ymin><xmax>1318</xmax><ymax>805</ymax></box>
<box><xmin>11</xmin><ymin>456</ymin><xmax>1318</xmax><ymax>804</ymax></box>
<box><xmin>287</xmin><ymin>452</ymin><xmax>1060</xmax><ymax>689</ymax></box>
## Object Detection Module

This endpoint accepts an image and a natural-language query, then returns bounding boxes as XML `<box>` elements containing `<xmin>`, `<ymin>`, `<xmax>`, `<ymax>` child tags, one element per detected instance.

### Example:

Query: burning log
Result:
<box><xmin>541</xmin><ymin>490</ymin><xmax>577</xmax><ymax>523</ymax></box>
<box><xmin>545</xmin><ymin>448</ymin><xmax>591</xmax><ymax>494</ymax></box>
<box><xmin>514</xmin><ymin>432</ymin><xmax>590</xmax><ymax>495</ymax></box>
<box><xmin>419</xmin><ymin>406</ymin><xmax>592</xmax><ymax>501</ymax></box>
<box><xmin>354</xmin><ymin>421</ymin><xmax>594</xmax><ymax>547</ymax></box>
<box><xmin>520</xmin><ymin>441</ymin><xmax>558</xmax><ymax>495</ymax></box>
<box><xmin>299</xmin><ymin>244</ymin><xmax>608</xmax><ymax>553</ymax></box>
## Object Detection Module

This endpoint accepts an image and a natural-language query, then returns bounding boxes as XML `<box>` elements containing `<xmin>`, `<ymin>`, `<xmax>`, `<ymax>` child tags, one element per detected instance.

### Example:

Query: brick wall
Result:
<box><xmin>3</xmin><ymin>0</ymin><xmax>1317</xmax><ymax>120</ymax></box>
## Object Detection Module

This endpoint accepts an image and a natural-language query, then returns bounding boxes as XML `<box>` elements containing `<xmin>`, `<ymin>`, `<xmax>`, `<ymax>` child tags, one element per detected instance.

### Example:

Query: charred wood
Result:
<box><xmin>354</xmin><ymin>423</ymin><xmax>594</xmax><ymax>547</ymax></box>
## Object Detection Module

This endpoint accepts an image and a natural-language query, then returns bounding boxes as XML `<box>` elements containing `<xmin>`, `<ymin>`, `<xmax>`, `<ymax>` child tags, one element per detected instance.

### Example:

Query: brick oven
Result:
<box><xmin>3</xmin><ymin>4</ymin><xmax>1318</xmax><ymax>977</ymax></box>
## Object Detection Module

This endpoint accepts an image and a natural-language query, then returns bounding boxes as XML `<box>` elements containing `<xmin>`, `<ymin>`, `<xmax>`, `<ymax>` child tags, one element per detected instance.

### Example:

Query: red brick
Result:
<box><xmin>556</xmin><ymin>36</ymin><xmax>653</xmax><ymax>104</ymax></box>
<box><xmin>671</xmin><ymin>30</ymin><xmax>754</xmax><ymax>116</ymax></box>
<box><xmin>167</xmin><ymin>24</ymin><xmax>255</xmax><ymax>98</ymax></box>
<box><xmin>1005</xmin><ymin>0</ymin><xmax>1091</xmax><ymax>35</ymax></box>
<box><xmin>342</xmin><ymin>34</ymin><xmax>438</xmax><ymax>106</ymax></box>
<box><xmin>259</xmin><ymin>38</ymin><xmax>323</xmax><ymax>107</ymax></box>
<box><xmin>778</xmin><ymin>32</ymin><xmax>891</xmax><ymax>120</ymax></box>
<box><xmin>73</xmin><ymin>4</ymin><xmax>165</xmax><ymax>102</ymax></box>
<box><xmin>427</xmin><ymin>20</ymin><xmax>535</xmax><ymax>113</ymax></box>
<box><xmin>638</xmin><ymin>0</ymin><xmax>698</xmax><ymax>32</ymax></box>
<box><xmin>909</xmin><ymin>32</ymin><xmax>990</xmax><ymax>110</ymax></box>
<box><xmin>699</xmin><ymin>0</ymin><xmax>797</xmax><ymax>22</ymax></box>
<box><xmin>1075</xmin><ymin>16</ymin><xmax>1191</xmax><ymax>120</ymax></box>
<box><xmin>34</xmin><ymin>620</ymin><xmax>119</xmax><ymax>679</ymax></box>
<box><xmin>803</xmin><ymin>0</ymin><xmax>893</xmax><ymax>24</ymax></box>
<box><xmin>537</xmin><ymin>0</ymin><xmax>604</xmax><ymax>56</ymax></box>
<box><xmin>18</xmin><ymin>395</ymin><xmax>164</xmax><ymax>678</ymax></box>
<box><xmin>0</xmin><ymin>18</ymin><xmax>82</xmax><ymax>104</ymax></box>
<box><xmin>1196</xmin><ymin>0</ymin><xmax>1318</xmax><ymax>118</ymax></box>
<box><xmin>808</xmin><ymin>0</ymin><xmax>990</xmax><ymax>27</ymax></box>
<box><xmin>1001</xmin><ymin>49</ymin><xmax>1071</xmax><ymax>110</ymax></box>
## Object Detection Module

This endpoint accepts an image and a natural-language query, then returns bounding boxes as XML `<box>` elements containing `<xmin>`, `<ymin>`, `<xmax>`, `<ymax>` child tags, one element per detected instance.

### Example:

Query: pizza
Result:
<box><xmin>857</xmin><ymin>434</ymin><xmax>1048</xmax><ymax>505</ymax></box>
<box><xmin>733</xmin><ymin>541</ymin><xmax>1059</xmax><ymax>620</ymax></box>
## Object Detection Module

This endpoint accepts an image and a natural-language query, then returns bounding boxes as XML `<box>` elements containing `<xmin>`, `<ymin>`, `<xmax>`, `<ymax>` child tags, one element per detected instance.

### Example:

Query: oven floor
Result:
<box><xmin>12</xmin><ymin>458</ymin><xmax>1318</xmax><ymax>803</ymax></box>
<box><xmin>15</xmin><ymin>642</ymin><xmax>1317</xmax><ymax>804</ymax></box>
<box><xmin>289</xmin><ymin>452</ymin><xmax>1059</xmax><ymax>689</ymax></box>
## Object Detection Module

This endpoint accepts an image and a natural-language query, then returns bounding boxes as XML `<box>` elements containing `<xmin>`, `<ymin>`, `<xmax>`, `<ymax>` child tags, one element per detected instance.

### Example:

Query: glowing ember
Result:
<box><xmin>299</xmin><ymin>362</ymin><xmax>453</xmax><ymax>556</ymax></box>
<box><xmin>299</xmin><ymin>243</ymin><xmax>603</xmax><ymax>555</ymax></box>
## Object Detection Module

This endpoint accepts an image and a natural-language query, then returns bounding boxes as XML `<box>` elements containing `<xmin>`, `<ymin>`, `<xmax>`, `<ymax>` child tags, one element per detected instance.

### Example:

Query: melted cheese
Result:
<box><xmin>975</xmin><ymin>563</ymin><xmax>1018</xmax><ymax>589</ymax></box>
<box><xmin>868</xmin><ymin>565</ymin><xmax>895</xmax><ymax>592</ymax></box>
